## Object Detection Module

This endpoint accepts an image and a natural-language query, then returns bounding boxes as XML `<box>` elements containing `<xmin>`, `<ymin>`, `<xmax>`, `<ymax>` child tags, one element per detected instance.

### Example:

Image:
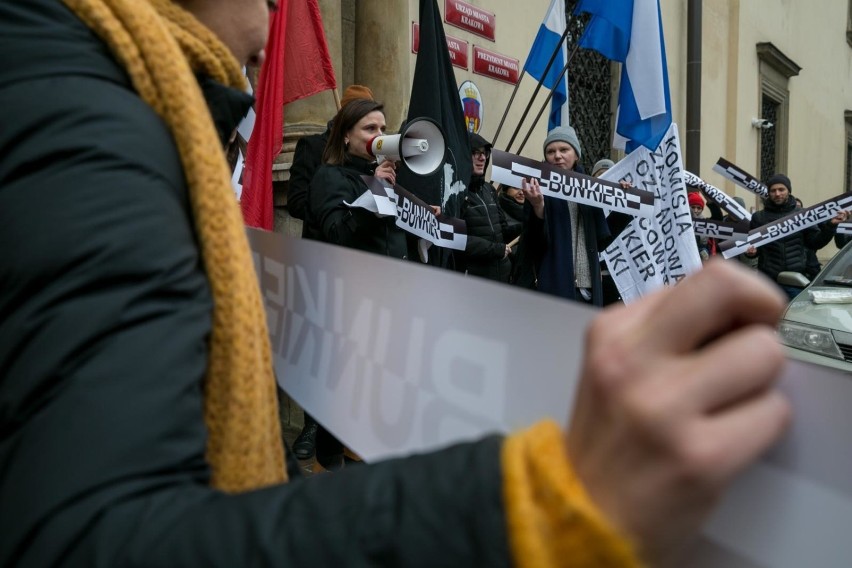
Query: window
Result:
<box><xmin>847</xmin><ymin>0</ymin><xmax>852</xmax><ymax>48</ymax></box>
<box><xmin>565</xmin><ymin>5</ymin><xmax>614</xmax><ymax>172</ymax></box>
<box><xmin>760</xmin><ymin>95</ymin><xmax>780</xmax><ymax>182</ymax></box>
<box><xmin>756</xmin><ymin>42</ymin><xmax>801</xmax><ymax>181</ymax></box>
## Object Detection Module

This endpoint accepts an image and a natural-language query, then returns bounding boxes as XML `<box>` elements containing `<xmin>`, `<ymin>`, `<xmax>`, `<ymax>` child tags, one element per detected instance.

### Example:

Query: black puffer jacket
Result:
<box><xmin>459</xmin><ymin>177</ymin><xmax>522</xmax><ymax>281</ymax></box>
<box><xmin>308</xmin><ymin>156</ymin><xmax>409</xmax><ymax>259</ymax></box>
<box><xmin>0</xmin><ymin>1</ymin><xmax>508</xmax><ymax>565</ymax></box>
<box><xmin>750</xmin><ymin>194</ymin><xmax>836</xmax><ymax>281</ymax></box>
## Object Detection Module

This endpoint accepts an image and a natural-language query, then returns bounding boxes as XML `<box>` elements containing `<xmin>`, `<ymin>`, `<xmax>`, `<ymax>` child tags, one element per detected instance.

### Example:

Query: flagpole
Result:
<box><xmin>332</xmin><ymin>88</ymin><xmax>341</xmax><ymax>111</ymax></box>
<box><xmin>493</xmin><ymin>27</ymin><xmax>569</xmax><ymax>147</ymax></box>
<box><xmin>515</xmin><ymin>44</ymin><xmax>579</xmax><ymax>155</ymax></box>
<box><xmin>503</xmin><ymin>30</ymin><xmax>573</xmax><ymax>153</ymax></box>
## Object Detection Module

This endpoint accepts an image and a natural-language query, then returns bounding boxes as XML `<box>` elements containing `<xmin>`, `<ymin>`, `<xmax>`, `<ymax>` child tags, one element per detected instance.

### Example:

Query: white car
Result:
<box><xmin>777</xmin><ymin>241</ymin><xmax>852</xmax><ymax>373</ymax></box>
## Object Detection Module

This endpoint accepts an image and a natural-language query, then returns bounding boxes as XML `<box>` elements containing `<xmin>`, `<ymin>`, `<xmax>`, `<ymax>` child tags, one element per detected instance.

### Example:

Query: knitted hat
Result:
<box><xmin>687</xmin><ymin>191</ymin><xmax>705</xmax><ymax>209</ymax></box>
<box><xmin>340</xmin><ymin>84</ymin><xmax>375</xmax><ymax>108</ymax></box>
<box><xmin>543</xmin><ymin>125</ymin><xmax>582</xmax><ymax>160</ymax></box>
<box><xmin>766</xmin><ymin>173</ymin><xmax>791</xmax><ymax>193</ymax></box>
<box><xmin>592</xmin><ymin>158</ymin><xmax>614</xmax><ymax>177</ymax></box>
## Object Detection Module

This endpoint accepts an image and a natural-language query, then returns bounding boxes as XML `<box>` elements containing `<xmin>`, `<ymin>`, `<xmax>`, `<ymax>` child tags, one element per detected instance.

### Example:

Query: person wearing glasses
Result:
<box><xmin>457</xmin><ymin>132</ymin><xmax>522</xmax><ymax>282</ymax></box>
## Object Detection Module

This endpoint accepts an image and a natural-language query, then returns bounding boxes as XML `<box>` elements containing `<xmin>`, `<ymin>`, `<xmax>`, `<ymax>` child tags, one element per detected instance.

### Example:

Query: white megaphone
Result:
<box><xmin>366</xmin><ymin>117</ymin><xmax>446</xmax><ymax>176</ymax></box>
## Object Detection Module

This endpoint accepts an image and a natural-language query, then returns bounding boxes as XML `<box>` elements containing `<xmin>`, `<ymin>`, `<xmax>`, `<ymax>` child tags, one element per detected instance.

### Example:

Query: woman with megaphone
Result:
<box><xmin>308</xmin><ymin>99</ymin><xmax>409</xmax><ymax>260</ymax></box>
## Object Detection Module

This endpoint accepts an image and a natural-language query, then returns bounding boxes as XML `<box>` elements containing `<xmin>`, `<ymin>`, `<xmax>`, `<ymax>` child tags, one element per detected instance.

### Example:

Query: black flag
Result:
<box><xmin>399</xmin><ymin>0</ymin><xmax>471</xmax><ymax>226</ymax></box>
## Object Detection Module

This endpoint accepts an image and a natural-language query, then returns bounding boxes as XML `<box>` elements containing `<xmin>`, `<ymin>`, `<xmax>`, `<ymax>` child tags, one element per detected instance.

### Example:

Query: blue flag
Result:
<box><xmin>523</xmin><ymin>0</ymin><xmax>568</xmax><ymax>129</ymax></box>
<box><xmin>576</xmin><ymin>0</ymin><xmax>672</xmax><ymax>151</ymax></box>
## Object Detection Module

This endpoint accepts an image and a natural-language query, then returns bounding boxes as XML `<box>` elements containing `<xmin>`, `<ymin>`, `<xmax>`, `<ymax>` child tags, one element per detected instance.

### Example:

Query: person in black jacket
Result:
<box><xmin>745</xmin><ymin>174</ymin><xmax>848</xmax><ymax>299</ymax></box>
<box><xmin>0</xmin><ymin>1</ymin><xmax>797</xmax><ymax>566</ymax></box>
<box><xmin>288</xmin><ymin>85</ymin><xmax>374</xmax><ymax>240</ymax></box>
<box><xmin>287</xmin><ymin>84</ymin><xmax>374</xmax><ymax>461</ymax></box>
<box><xmin>308</xmin><ymin>99</ymin><xmax>408</xmax><ymax>259</ymax></box>
<box><xmin>458</xmin><ymin>132</ymin><xmax>521</xmax><ymax>282</ymax></box>
<box><xmin>515</xmin><ymin>126</ymin><xmax>610</xmax><ymax>305</ymax></box>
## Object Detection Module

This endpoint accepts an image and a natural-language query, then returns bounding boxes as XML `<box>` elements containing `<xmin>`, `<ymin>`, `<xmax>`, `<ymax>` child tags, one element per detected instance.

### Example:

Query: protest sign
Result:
<box><xmin>346</xmin><ymin>176</ymin><xmax>468</xmax><ymax>251</ymax></box>
<box><xmin>683</xmin><ymin>170</ymin><xmax>752</xmax><ymax>222</ymax></box>
<box><xmin>713</xmin><ymin>157</ymin><xmax>769</xmax><ymax>199</ymax></box>
<box><xmin>490</xmin><ymin>149</ymin><xmax>656</xmax><ymax>218</ymax></box>
<box><xmin>600</xmin><ymin>124</ymin><xmax>702</xmax><ymax>302</ymax></box>
<box><xmin>719</xmin><ymin>193</ymin><xmax>852</xmax><ymax>258</ymax></box>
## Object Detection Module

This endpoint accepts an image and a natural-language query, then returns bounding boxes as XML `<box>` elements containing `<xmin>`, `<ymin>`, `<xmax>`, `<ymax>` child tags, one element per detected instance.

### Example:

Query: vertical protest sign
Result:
<box><xmin>600</xmin><ymin>124</ymin><xmax>702</xmax><ymax>302</ymax></box>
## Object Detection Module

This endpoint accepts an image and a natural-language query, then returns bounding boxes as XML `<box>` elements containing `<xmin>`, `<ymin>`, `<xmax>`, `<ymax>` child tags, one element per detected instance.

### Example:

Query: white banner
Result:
<box><xmin>600</xmin><ymin>124</ymin><xmax>702</xmax><ymax>302</ymax></box>
<box><xmin>684</xmin><ymin>170</ymin><xmax>752</xmax><ymax>222</ymax></box>
<box><xmin>248</xmin><ymin>228</ymin><xmax>852</xmax><ymax>568</ymax></box>
<box><xmin>838</xmin><ymin>222</ymin><xmax>852</xmax><ymax>235</ymax></box>
<box><xmin>719</xmin><ymin>193</ymin><xmax>852</xmax><ymax>258</ymax></box>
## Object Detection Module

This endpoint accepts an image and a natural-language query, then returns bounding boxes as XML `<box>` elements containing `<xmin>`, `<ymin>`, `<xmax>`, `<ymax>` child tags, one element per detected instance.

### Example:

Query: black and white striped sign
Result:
<box><xmin>346</xmin><ymin>176</ymin><xmax>468</xmax><ymax>251</ymax></box>
<box><xmin>712</xmin><ymin>158</ymin><xmax>769</xmax><ymax>199</ymax></box>
<box><xmin>692</xmin><ymin>218</ymin><xmax>750</xmax><ymax>241</ymax></box>
<box><xmin>684</xmin><ymin>171</ymin><xmax>752</xmax><ymax>222</ymax></box>
<box><xmin>838</xmin><ymin>222</ymin><xmax>852</xmax><ymax>235</ymax></box>
<box><xmin>719</xmin><ymin>193</ymin><xmax>852</xmax><ymax>258</ymax></box>
<box><xmin>490</xmin><ymin>149</ymin><xmax>656</xmax><ymax>218</ymax></box>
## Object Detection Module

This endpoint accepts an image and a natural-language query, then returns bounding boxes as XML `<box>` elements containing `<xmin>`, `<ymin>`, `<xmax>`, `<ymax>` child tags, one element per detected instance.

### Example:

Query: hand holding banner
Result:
<box><xmin>490</xmin><ymin>149</ymin><xmax>656</xmax><ymax>217</ymax></box>
<box><xmin>345</xmin><ymin>176</ymin><xmax>468</xmax><ymax>252</ymax></box>
<box><xmin>719</xmin><ymin>193</ymin><xmax>852</xmax><ymax>258</ymax></box>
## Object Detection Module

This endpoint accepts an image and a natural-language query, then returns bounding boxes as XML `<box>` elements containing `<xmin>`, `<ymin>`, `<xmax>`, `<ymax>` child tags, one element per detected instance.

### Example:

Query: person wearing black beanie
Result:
<box><xmin>747</xmin><ymin>173</ymin><xmax>849</xmax><ymax>299</ymax></box>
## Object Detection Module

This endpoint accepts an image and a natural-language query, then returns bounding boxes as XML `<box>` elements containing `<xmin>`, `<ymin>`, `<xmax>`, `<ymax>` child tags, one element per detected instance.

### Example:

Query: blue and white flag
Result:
<box><xmin>576</xmin><ymin>0</ymin><xmax>671</xmax><ymax>151</ymax></box>
<box><xmin>523</xmin><ymin>0</ymin><xmax>569</xmax><ymax>129</ymax></box>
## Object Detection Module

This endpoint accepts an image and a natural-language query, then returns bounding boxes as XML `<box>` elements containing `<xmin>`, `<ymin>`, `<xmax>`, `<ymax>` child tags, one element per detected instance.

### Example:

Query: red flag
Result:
<box><xmin>241</xmin><ymin>0</ymin><xmax>337</xmax><ymax>230</ymax></box>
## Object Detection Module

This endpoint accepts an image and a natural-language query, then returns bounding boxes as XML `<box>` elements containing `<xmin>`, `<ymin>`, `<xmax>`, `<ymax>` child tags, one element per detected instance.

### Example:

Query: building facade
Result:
<box><xmin>276</xmin><ymin>0</ymin><xmax>852</xmax><ymax>257</ymax></box>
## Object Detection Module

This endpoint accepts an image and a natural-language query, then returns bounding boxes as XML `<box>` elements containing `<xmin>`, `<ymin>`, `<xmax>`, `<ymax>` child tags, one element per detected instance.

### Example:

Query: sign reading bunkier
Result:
<box><xmin>445</xmin><ymin>0</ymin><xmax>495</xmax><ymax>41</ymax></box>
<box><xmin>472</xmin><ymin>46</ymin><xmax>519</xmax><ymax>84</ymax></box>
<box><xmin>411</xmin><ymin>22</ymin><xmax>469</xmax><ymax>70</ymax></box>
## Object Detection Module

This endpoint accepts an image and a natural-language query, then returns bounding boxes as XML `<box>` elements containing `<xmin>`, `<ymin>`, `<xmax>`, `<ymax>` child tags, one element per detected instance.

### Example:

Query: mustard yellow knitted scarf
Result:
<box><xmin>62</xmin><ymin>0</ymin><xmax>286</xmax><ymax>492</ymax></box>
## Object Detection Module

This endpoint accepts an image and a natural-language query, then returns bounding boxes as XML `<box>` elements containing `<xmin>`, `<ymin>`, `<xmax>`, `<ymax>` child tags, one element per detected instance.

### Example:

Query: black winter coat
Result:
<box><xmin>514</xmin><ymin>169</ymin><xmax>610</xmax><ymax>306</ymax></box>
<box><xmin>0</xmin><ymin>1</ymin><xmax>507</xmax><ymax>565</ymax></box>
<box><xmin>288</xmin><ymin>124</ymin><xmax>330</xmax><ymax>240</ymax></box>
<box><xmin>749</xmin><ymin>195</ymin><xmax>836</xmax><ymax>281</ymax></box>
<box><xmin>308</xmin><ymin>156</ymin><xmax>409</xmax><ymax>259</ymax></box>
<box><xmin>459</xmin><ymin>177</ymin><xmax>522</xmax><ymax>281</ymax></box>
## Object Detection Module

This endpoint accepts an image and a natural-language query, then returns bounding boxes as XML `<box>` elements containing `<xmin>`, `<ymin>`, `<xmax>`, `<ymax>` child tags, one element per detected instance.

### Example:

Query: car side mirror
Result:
<box><xmin>777</xmin><ymin>271</ymin><xmax>810</xmax><ymax>287</ymax></box>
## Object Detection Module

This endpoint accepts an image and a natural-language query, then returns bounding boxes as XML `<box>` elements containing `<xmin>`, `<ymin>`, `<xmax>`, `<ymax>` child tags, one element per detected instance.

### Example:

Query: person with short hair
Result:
<box><xmin>746</xmin><ymin>174</ymin><xmax>848</xmax><ymax>299</ymax></box>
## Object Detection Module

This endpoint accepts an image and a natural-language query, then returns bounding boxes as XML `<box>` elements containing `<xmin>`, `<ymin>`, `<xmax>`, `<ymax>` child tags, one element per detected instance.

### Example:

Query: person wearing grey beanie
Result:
<box><xmin>592</xmin><ymin>159</ymin><xmax>614</xmax><ymax>178</ymax></box>
<box><xmin>514</xmin><ymin>126</ymin><xmax>610</xmax><ymax>305</ymax></box>
<box><xmin>542</xmin><ymin>125</ymin><xmax>582</xmax><ymax>161</ymax></box>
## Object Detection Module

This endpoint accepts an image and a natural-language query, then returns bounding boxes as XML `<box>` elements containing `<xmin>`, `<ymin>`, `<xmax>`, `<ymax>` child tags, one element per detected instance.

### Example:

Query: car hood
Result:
<box><xmin>783</xmin><ymin>286</ymin><xmax>852</xmax><ymax>333</ymax></box>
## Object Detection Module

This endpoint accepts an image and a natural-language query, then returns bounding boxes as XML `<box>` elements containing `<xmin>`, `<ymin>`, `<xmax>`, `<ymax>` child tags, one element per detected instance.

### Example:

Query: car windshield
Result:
<box><xmin>816</xmin><ymin>241</ymin><xmax>852</xmax><ymax>288</ymax></box>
